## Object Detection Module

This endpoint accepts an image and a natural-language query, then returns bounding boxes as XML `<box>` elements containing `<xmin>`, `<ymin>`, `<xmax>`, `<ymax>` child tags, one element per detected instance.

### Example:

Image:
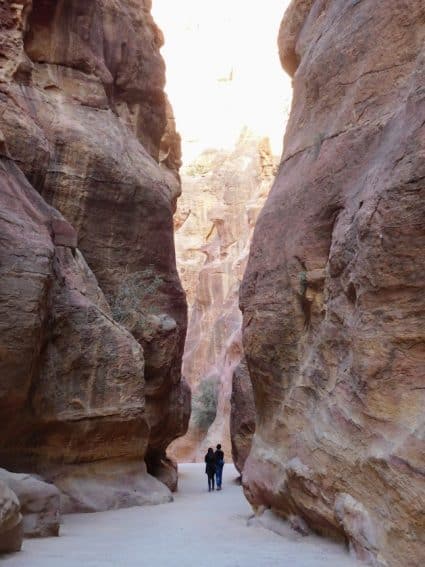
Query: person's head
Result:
<box><xmin>207</xmin><ymin>447</ymin><xmax>213</xmax><ymax>455</ymax></box>
<box><xmin>216</xmin><ymin>444</ymin><xmax>221</xmax><ymax>450</ymax></box>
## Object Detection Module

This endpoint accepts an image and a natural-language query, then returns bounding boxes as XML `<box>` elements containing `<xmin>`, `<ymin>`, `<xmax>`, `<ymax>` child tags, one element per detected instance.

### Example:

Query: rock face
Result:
<box><xmin>230</xmin><ymin>358</ymin><xmax>255</xmax><ymax>475</ymax></box>
<box><xmin>153</xmin><ymin>0</ymin><xmax>293</xmax><ymax>465</ymax></box>
<box><xmin>51</xmin><ymin>460</ymin><xmax>172</xmax><ymax>513</ymax></box>
<box><xmin>0</xmin><ymin>0</ymin><xmax>188</xmax><ymax>509</ymax></box>
<box><xmin>0</xmin><ymin>469</ymin><xmax>60</xmax><ymax>538</ymax></box>
<box><xmin>169</xmin><ymin>132</ymin><xmax>276</xmax><ymax>462</ymax></box>
<box><xmin>240</xmin><ymin>2</ymin><xmax>425</xmax><ymax>566</ymax></box>
<box><xmin>0</xmin><ymin>481</ymin><xmax>22</xmax><ymax>553</ymax></box>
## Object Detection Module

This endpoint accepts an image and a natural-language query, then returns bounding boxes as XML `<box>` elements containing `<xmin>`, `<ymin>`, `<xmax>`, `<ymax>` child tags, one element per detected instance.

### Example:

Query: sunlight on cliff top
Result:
<box><xmin>152</xmin><ymin>0</ymin><xmax>293</xmax><ymax>163</ymax></box>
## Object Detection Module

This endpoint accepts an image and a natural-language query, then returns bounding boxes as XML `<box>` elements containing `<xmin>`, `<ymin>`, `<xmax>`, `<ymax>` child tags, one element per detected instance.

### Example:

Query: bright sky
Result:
<box><xmin>152</xmin><ymin>0</ymin><xmax>293</xmax><ymax>163</ymax></box>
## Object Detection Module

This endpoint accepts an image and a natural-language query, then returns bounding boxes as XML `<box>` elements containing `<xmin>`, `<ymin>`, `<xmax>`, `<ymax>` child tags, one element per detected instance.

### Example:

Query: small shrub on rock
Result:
<box><xmin>110</xmin><ymin>267</ymin><xmax>163</xmax><ymax>324</ymax></box>
<box><xmin>192</xmin><ymin>377</ymin><xmax>219</xmax><ymax>431</ymax></box>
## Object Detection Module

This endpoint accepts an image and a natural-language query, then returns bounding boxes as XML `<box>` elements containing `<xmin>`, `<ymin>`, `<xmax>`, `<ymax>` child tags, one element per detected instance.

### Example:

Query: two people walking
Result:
<box><xmin>204</xmin><ymin>444</ymin><xmax>224</xmax><ymax>492</ymax></box>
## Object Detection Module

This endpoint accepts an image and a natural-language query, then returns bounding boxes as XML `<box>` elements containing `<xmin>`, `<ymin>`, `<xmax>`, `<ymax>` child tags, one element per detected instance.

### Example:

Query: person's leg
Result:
<box><xmin>208</xmin><ymin>475</ymin><xmax>212</xmax><ymax>491</ymax></box>
<box><xmin>211</xmin><ymin>474</ymin><xmax>215</xmax><ymax>490</ymax></box>
<box><xmin>217</xmin><ymin>465</ymin><xmax>223</xmax><ymax>489</ymax></box>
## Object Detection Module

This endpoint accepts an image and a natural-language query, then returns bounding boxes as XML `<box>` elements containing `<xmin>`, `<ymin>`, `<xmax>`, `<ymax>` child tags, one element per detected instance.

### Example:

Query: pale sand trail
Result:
<box><xmin>2</xmin><ymin>464</ymin><xmax>361</xmax><ymax>567</ymax></box>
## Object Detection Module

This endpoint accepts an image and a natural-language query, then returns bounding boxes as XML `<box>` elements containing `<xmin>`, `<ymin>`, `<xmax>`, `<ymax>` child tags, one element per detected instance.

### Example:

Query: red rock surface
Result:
<box><xmin>169</xmin><ymin>133</ymin><xmax>276</xmax><ymax>462</ymax></box>
<box><xmin>240</xmin><ymin>1</ymin><xmax>425</xmax><ymax>566</ymax></box>
<box><xmin>230</xmin><ymin>358</ymin><xmax>255</xmax><ymax>475</ymax></box>
<box><xmin>0</xmin><ymin>0</ymin><xmax>188</xmax><ymax>510</ymax></box>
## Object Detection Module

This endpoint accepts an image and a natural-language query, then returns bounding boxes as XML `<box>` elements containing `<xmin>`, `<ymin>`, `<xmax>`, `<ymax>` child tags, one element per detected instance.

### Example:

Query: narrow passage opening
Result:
<box><xmin>152</xmin><ymin>0</ymin><xmax>293</xmax><ymax>468</ymax></box>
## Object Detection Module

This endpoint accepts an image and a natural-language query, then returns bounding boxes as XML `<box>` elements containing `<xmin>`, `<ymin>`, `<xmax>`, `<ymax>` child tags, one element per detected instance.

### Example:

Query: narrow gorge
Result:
<box><xmin>153</xmin><ymin>0</ymin><xmax>292</xmax><ymax>465</ymax></box>
<box><xmin>0</xmin><ymin>1</ymin><xmax>424</xmax><ymax>567</ymax></box>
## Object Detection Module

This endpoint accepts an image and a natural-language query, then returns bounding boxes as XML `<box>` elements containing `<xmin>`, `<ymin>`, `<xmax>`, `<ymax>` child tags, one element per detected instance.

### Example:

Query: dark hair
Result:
<box><xmin>216</xmin><ymin>444</ymin><xmax>221</xmax><ymax>450</ymax></box>
<box><xmin>207</xmin><ymin>447</ymin><xmax>214</xmax><ymax>454</ymax></box>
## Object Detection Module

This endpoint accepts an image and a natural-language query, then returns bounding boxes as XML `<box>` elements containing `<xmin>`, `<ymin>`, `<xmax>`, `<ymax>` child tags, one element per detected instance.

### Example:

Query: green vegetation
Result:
<box><xmin>110</xmin><ymin>267</ymin><xmax>163</xmax><ymax>324</ymax></box>
<box><xmin>314</xmin><ymin>131</ymin><xmax>326</xmax><ymax>158</ymax></box>
<box><xmin>299</xmin><ymin>270</ymin><xmax>308</xmax><ymax>295</ymax></box>
<box><xmin>192</xmin><ymin>377</ymin><xmax>219</xmax><ymax>431</ymax></box>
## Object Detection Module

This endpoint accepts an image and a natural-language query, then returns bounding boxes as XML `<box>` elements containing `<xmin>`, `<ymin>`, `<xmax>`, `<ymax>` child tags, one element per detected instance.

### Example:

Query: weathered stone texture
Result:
<box><xmin>0</xmin><ymin>0</ymin><xmax>188</xmax><ymax>510</ymax></box>
<box><xmin>0</xmin><ymin>480</ymin><xmax>22</xmax><ymax>553</ymax></box>
<box><xmin>230</xmin><ymin>358</ymin><xmax>255</xmax><ymax>475</ymax></box>
<box><xmin>241</xmin><ymin>2</ymin><xmax>425</xmax><ymax>566</ymax></box>
<box><xmin>0</xmin><ymin>469</ymin><xmax>60</xmax><ymax>538</ymax></box>
<box><xmin>169</xmin><ymin>133</ymin><xmax>275</xmax><ymax>462</ymax></box>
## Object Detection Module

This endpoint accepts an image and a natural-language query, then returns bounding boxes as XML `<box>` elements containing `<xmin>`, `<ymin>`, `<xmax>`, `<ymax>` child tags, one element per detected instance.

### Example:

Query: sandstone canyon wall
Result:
<box><xmin>0</xmin><ymin>0</ymin><xmax>189</xmax><ymax>519</ymax></box>
<box><xmin>152</xmin><ymin>0</ymin><xmax>292</xmax><ymax>465</ymax></box>
<box><xmin>169</xmin><ymin>133</ymin><xmax>276</xmax><ymax>462</ymax></box>
<box><xmin>230</xmin><ymin>357</ymin><xmax>255</xmax><ymax>475</ymax></box>
<box><xmin>240</xmin><ymin>1</ymin><xmax>425</xmax><ymax>566</ymax></box>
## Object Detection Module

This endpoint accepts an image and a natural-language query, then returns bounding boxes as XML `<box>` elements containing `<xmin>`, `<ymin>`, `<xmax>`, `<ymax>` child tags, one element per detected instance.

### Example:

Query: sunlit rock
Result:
<box><xmin>241</xmin><ymin>1</ymin><xmax>425</xmax><ymax>566</ymax></box>
<box><xmin>169</xmin><ymin>132</ymin><xmax>276</xmax><ymax>461</ymax></box>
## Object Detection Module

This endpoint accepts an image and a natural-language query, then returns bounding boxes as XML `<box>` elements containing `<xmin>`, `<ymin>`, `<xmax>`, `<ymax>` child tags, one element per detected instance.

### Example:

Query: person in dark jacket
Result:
<box><xmin>204</xmin><ymin>447</ymin><xmax>216</xmax><ymax>491</ymax></box>
<box><xmin>214</xmin><ymin>444</ymin><xmax>225</xmax><ymax>490</ymax></box>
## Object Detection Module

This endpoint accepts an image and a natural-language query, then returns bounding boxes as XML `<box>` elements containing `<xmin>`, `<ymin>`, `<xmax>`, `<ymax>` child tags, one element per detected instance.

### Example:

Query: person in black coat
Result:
<box><xmin>204</xmin><ymin>447</ymin><xmax>216</xmax><ymax>491</ymax></box>
<box><xmin>214</xmin><ymin>444</ymin><xmax>225</xmax><ymax>490</ymax></box>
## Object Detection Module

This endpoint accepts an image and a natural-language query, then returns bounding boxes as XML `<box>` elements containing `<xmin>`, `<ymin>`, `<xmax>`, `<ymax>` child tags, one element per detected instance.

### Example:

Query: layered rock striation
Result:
<box><xmin>240</xmin><ymin>1</ymin><xmax>425</xmax><ymax>566</ymax></box>
<box><xmin>0</xmin><ymin>0</ymin><xmax>188</xmax><ymax>513</ymax></box>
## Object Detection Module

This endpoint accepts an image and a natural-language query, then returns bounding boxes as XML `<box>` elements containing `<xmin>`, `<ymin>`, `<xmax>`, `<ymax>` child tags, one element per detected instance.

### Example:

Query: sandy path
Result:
<box><xmin>3</xmin><ymin>464</ymin><xmax>361</xmax><ymax>567</ymax></box>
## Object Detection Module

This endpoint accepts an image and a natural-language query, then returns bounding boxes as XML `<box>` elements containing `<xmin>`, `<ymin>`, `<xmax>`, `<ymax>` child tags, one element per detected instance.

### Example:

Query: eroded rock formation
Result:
<box><xmin>230</xmin><ymin>358</ymin><xmax>255</xmax><ymax>475</ymax></box>
<box><xmin>240</xmin><ymin>2</ymin><xmax>425</xmax><ymax>566</ymax></box>
<box><xmin>0</xmin><ymin>0</ymin><xmax>188</xmax><ymax>513</ymax></box>
<box><xmin>0</xmin><ymin>481</ymin><xmax>22</xmax><ymax>553</ymax></box>
<box><xmin>0</xmin><ymin>469</ymin><xmax>60</xmax><ymax>538</ymax></box>
<box><xmin>169</xmin><ymin>132</ymin><xmax>276</xmax><ymax>461</ymax></box>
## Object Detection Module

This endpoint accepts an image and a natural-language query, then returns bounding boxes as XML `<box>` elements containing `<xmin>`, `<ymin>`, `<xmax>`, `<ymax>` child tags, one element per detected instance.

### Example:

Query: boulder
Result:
<box><xmin>49</xmin><ymin>461</ymin><xmax>172</xmax><ymax>514</ymax></box>
<box><xmin>0</xmin><ymin>480</ymin><xmax>22</xmax><ymax>553</ymax></box>
<box><xmin>0</xmin><ymin>469</ymin><xmax>60</xmax><ymax>538</ymax></box>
